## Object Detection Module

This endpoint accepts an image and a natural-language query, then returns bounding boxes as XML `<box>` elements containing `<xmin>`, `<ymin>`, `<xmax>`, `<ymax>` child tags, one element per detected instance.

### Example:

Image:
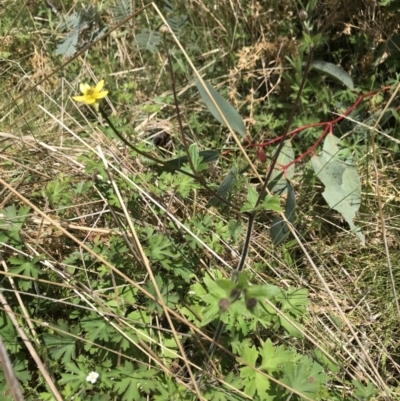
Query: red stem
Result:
<box><xmin>249</xmin><ymin>85</ymin><xmax>392</xmax><ymax>173</ymax></box>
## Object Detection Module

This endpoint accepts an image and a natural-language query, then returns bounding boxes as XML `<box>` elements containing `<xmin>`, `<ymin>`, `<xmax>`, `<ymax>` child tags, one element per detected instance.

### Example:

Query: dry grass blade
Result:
<box><xmin>0</xmin><ymin>337</ymin><xmax>25</xmax><ymax>401</ymax></box>
<box><xmin>369</xmin><ymin>83</ymin><xmax>400</xmax><ymax>321</ymax></box>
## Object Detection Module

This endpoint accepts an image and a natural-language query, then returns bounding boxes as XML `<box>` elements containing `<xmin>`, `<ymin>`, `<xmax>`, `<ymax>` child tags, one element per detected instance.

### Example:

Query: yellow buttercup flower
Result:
<box><xmin>72</xmin><ymin>80</ymin><xmax>108</xmax><ymax>109</ymax></box>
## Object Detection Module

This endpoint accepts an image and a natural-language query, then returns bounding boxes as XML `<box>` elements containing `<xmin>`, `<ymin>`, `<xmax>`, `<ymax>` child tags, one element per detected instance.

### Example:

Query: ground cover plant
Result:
<box><xmin>0</xmin><ymin>0</ymin><xmax>400</xmax><ymax>400</ymax></box>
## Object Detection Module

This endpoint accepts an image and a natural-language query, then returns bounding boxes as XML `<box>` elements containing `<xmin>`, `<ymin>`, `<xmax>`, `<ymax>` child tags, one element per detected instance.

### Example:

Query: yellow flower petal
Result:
<box><xmin>85</xmin><ymin>98</ymin><xmax>97</xmax><ymax>105</ymax></box>
<box><xmin>72</xmin><ymin>95</ymin><xmax>87</xmax><ymax>102</ymax></box>
<box><xmin>95</xmin><ymin>80</ymin><xmax>104</xmax><ymax>92</ymax></box>
<box><xmin>96</xmin><ymin>91</ymin><xmax>108</xmax><ymax>99</ymax></box>
<box><xmin>79</xmin><ymin>83</ymin><xmax>90</xmax><ymax>93</ymax></box>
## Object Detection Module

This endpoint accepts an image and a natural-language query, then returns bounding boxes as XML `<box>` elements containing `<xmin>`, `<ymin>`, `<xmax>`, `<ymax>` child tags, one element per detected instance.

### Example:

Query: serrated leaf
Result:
<box><xmin>311</xmin><ymin>60</ymin><xmax>354</xmax><ymax>89</ymax></box>
<box><xmin>270</xmin><ymin>180</ymin><xmax>296</xmax><ymax>246</ymax></box>
<box><xmin>311</xmin><ymin>134</ymin><xmax>364</xmax><ymax>245</ymax></box>
<box><xmin>239</xmin><ymin>343</ymin><xmax>258</xmax><ymax>365</ymax></box>
<box><xmin>269</xmin><ymin>140</ymin><xmax>295</xmax><ymax>195</ymax></box>
<box><xmin>188</xmin><ymin>143</ymin><xmax>208</xmax><ymax>172</ymax></box>
<box><xmin>55</xmin><ymin>32</ymin><xmax>79</xmax><ymax>58</ymax></box>
<box><xmin>352</xmin><ymin>379</ymin><xmax>379</xmax><ymax>400</ymax></box>
<box><xmin>0</xmin><ymin>205</ymin><xmax>30</xmax><ymax>245</ymax></box>
<box><xmin>270</xmin><ymin>216</ymin><xmax>288</xmax><ymax>246</ymax></box>
<box><xmin>260</xmin><ymin>195</ymin><xmax>282</xmax><ymax>212</ymax></box>
<box><xmin>167</xmin><ymin>15</ymin><xmax>188</xmax><ymax>37</ymax></box>
<box><xmin>42</xmin><ymin>334</ymin><xmax>76</xmax><ymax>364</ymax></box>
<box><xmin>276</xmin><ymin>287</ymin><xmax>309</xmax><ymax>318</ymax></box>
<box><xmin>281</xmin><ymin>357</ymin><xmax>327</xmax><ymax>399</ymax></box>
<box><xmin>59</xmin><ymin>12</ymin><xmax>81</xmax><ymax>31</ymax></box>
<box><xmin>238</xmin><ymin>344</ymin><xmax>270</xmax><ymax>398</ymax></box>
<box><xmin>81</xmin><ymin>316</ymin><xmax>113</xmax><ymax>343</ymax></box>
<box><xmin>260</xmin><ymin>339</ymin><xmax>297</xmax><ymax>373</ymax></box>
<box><xmin>241</xmin><ymin>186</ymin><xmax>259</xmax><ymax>212</ymax></box>
<box><xmin>134</xmin><ymin>30</ymin><xmax>161</xmax><ymax>53</ymax></box>
<box><xmin>111</xmin><ymin>0</ymin><xmax>132</xmax><ymax>23</ymax></box>
<box><xmin>195</xmin><ymin>77</ymin><xmax>246</xmax><ymax>138</ymax></box>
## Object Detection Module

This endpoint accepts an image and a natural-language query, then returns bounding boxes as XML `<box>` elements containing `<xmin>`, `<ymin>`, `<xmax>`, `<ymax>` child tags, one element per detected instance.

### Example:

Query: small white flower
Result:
<box><xmin>86</xmin><ymin>371</ymin><xmax>99</xmax><ymax>384</ymax></box>
<box><xmin>188</xmin><ymin>290</ymin><xmax>195</xmax><ymax>295</ymax></box>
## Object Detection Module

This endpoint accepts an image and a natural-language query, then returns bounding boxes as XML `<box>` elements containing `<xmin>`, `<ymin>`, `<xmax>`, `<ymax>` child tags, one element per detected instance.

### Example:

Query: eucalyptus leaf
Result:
<box><xmin>311</xmin><ymin>134</ymin><xmax>364</xmax><ymax>245</ymax></box>
<box><xmin>269</xmin><ymin>140</ymin><xmax>295</xmax><ymax>195</ymax></box>
<box><xmin>311</xmin><ymin>60</ymin><xmax>354</xmax><ymax>89</ymax></box>
<box><xmin>270</xmin><ymin>180</ymin><xmax>296</xmax><ymax>246</ymax></box>
<box><xmin>207</xmin><ymin>166</ymin><xmax>237</xmax><ymax>208</ymax></box>
<box><xmin>195</xmin><ymin>77</ymin><xmax>246</xmax><ymax>138</ymax></box>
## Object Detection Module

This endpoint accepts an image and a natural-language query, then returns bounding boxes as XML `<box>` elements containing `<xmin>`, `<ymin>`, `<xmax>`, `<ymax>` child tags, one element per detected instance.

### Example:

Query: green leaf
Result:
<box><xmin>81</xmin><ymin>315</ymin><xmax>114</xmax><ymax>344</ymax></box>
<box><xmin>241</xmin><ymin>186</ymin><xmax>259</xmax><ymax>212</ymax></box>
<box><xmin>174</xmin><ymin>174</ymin><xmax>201</xmax><ymax>198</ymax></box>
<box><xmin>166</xmin><ymin>15</ymin><xmax>188</xmax><ymax>38</ymax></box>
<box><xmin>207</xmin><ymin>166</ymin><xmax>237</xmax><ymax>208</ymax></box>
<box><xmin>114</xmin><ymin>362</ymin><xmax>141</xmax><ymax>401</ymax></box>
<box><xmin>55</xmin><ymin>32</ymin><xmax>79</xmax><ymax>58</ymax></box>
<box><xmin>270</xmin><ymin>180</ymin><xmax>296</xmax><ymax>246</ymax></box>
<box><xmin>281</xmin><ymin>357</ymin><xmax>327</xmax><ymax>400</ymax></box>
<box><xmin>246</xmin><ymin>284</ymin><xmax>281</xmax><ymax>300</ymax></box>
<box><xmin>239</xmin><ymin>343</ymin><xmax>259</xmax><ymax>365</ymax></box>
<box><xmin>0</xmin><ymin>357</ymin><xmax>30</xmax><ymax>393</ymax></box>
<box><xmin>0</xmin><ymin>314</ymin><xmax>20</xmax><ymax>353</ymax></box>
<box><xmin>203</xmin><ymin>273</ymin><xmax>227</xmax><ymax>297</ymax></box>
<box><xmin>0</xmin><ymin>205</ymin><xmax>30</xmax><ymax>245</ymax></box>
<box><xmin>311</xmin><ymin>60</ymin><xmax>354</xmax><ymax>89</ymax></box>
<box><xmin>195</xmin><ymin>77</ymin><xmax>246</xmax><ymax>138</ymax></box>
<box><xmin>110</xmin><ymin>0</ymin><xmax>132</xmax><ymax>23</ymax></box>
<box><xmin>315</xmin><ymin>349</ymin><xmax>340</xmax><ymax>374</ymax></box>
<box><xmin>228</xmin><ymin>218</ymin><xmax>244</xmax><ymax>243</ymax></box>
<box><xmin>59</xmin><ymin>362</ymin><xmax>87</xmax><ymax>391</ymax></box>
<box><xmin>8</xmin><ymin>256</ymin><xmax>42</xmax><ymax>291</ymax></box>
<box><xmin>260</xmin><ymin>195</ymin><xmax>282</xmax><ymax>212</ymax></box>
<box><xmin>238</xmin><ymin>344</ymin><xmax>270</xmax><ymax>398</ymax></box>
<box><xmin>134</xmin><ymin>30</ymin><xmax>162</xmax><ymax>53</ymax></box>
<box><xmin>188</xmin><ymin>143</ymin><xmax>208</xmax><ymax>172</ymax></box>
<box><xmin>201</xmin><ymin>304</ymin><xmax>220</xmax><ymax>326</ymax></box>
<box><xmin>352</xmin><ymin>379</ymin><xmax>379</xmax><ymax>400</ymax></box>
<box><xmin>279</xmin><ymin>313</ymin><xmax>304</xmax><ymax>338</ymax></box>
<box><xmin>269</xmin><ymin>140</ymin><xmax>295</xmax><ymax>195</ymax></box>
<box><xmin>144</xmin><ymin>275</ymin><xmax>179</xmax><ymax>316</ymax></box>
<box><xmin>236</xmin><ymin>272</ymin><xmax>249</xmax><ymax>290</ymax></box>
<box><xmin>259</xmin><ymin>339</ymin><xmax>297</xmax><ymax>373</ymax></box>
<box><xmin>311</xmin><ymin>134</ymin><xmax>364</xmax><ymax>245</ymax></box>
<box><xmin>276</xmin><ymin>287</ymin><xmax>309</xmax><ymax>319</ymax></box>
<box><xmin>42</xmin><ymin>320</ymin><xmax>79</xmax><ymax>364</ymax></box>
<box><xmin>156</xmin><ymin>150</ymin><xmax>220</xmax><ymax>173</ymax></box>
<box><xmin>216</xmin><ymin>279</ymin><xmax>236</xmax><ymax>293</ymax></box>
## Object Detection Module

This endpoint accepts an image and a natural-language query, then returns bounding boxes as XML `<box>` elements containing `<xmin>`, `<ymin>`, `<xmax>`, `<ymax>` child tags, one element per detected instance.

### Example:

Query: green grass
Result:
<box><xmin>0</xmin><ymin>0</ymin><xmax>400</xmax><ymax>400</ymax></box>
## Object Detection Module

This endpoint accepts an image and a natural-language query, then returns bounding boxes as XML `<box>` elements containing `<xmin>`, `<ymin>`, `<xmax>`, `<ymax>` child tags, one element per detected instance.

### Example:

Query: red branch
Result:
<box><xmin>249</xmin><ymin>85</ymin><xmax>392</xmax><ymax>174</ymax></box>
